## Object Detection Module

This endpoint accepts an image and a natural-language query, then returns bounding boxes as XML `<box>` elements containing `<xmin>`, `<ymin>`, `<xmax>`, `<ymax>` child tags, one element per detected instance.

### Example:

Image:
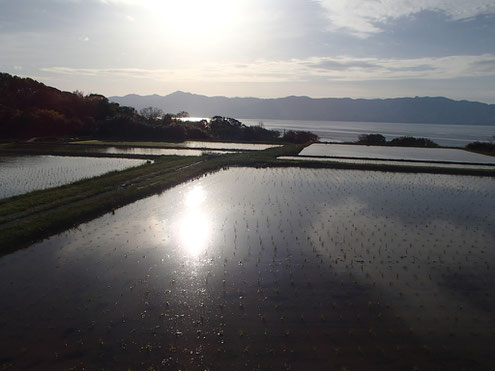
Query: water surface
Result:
<box><xmin>74</xmin><ymin>140</ymin><xmax>280</xmax><ymax>151</ymax></box>
<box><xmin>0</xmin><ymin>155</ymin><xmax>147</xmax><ymax>199</ymax></box>
<box><xmin>300</xmin><ymin>143</ymin><xmax>495</xmax><ymax>164</ymax></box>
<box><xmin>84</xmin><ymin>147</ymin><xmax>234</xmax><ymax>156</ymax></box>
<box><xmin>242</xmin><ymin>119</ymin><xmax>495</xmax><ymax>147</ymax></box>
<box><xmin>278</xmin><ymin>156</ymin><xmax>495</xmax><ymax>170</ymax></box>
<box><xmin>0</xmin><ymin>168</ymin><xmax>494</xmax><ymax>370</ymax></box>
<box><xmin>179</xmin><ymin>141</ymin><xmax>281</xmax><ymax>150</ymax></box>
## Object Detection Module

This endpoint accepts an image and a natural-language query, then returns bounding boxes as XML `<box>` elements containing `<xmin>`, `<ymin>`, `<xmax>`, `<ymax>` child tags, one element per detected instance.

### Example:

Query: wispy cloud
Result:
<box><xmin>318</xmin><ymin>0</ymin><xmax>495</xmax><ymax>37</ymax></box>
<box><xmin>4</xmin><ymin>0</ymin><xmax>495</xmax><ymax>101</ymax></box>
<box><xmin>41</xmin><ymin>54</ymin><xmax>495</xmax><ymax>84</ymax></box>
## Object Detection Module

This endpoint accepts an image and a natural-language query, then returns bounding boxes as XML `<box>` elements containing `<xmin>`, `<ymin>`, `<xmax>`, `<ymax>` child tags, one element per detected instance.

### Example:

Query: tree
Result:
<box><xmin>73</xmin><ymin>90</ymin><xmax>84</xmax><ymax>98</ymax></box>
<box><xmin>208</xmin><ymin>116</ymin><xmax>243</xmax><ymax>140</ymax></box>
<box><xmin>465</xmin><ymin>141</ymin><xmax>495</xmax><ymax>154</ymax></box>
<box><xmin>389</xmin><ymin>136</ymin><xmax>438</xmax><ymax>147</ymax></box>
<box><xmin>282</xmin><ymin>130</ymin><xmax>318</xmax><ymax>143</ymax></box>
<box><xmin>357</xmin><ymin>133</ymin><xmax>386</xmax><ymax>145</ymax></box>
<box><xmin>139</xmin><ymin>106</ymin><xmax>163</xmax><ymax>124</ymax></box>
<box><xmin>175</xmin><ymin>111</ymin><xmax>189</xmax><ymax>118</ymax></box>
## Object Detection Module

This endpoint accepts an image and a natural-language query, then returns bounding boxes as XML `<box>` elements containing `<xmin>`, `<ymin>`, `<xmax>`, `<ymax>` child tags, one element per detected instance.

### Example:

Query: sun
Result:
<box><xmin>161</xmin><ymin>0</ymin><xmax>234</xmax><ymax>24</ymax></box>
<box><xmin>143</xmin><ymin>0</ymin><xmax>241</xmax><ymax>46</ymax></box>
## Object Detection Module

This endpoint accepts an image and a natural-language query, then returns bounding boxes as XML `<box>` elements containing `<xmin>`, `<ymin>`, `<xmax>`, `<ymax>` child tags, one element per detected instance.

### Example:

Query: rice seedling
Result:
<box><xmin>0</xmin><ymin>155</ymin><xmax>148</xmax><ymax>199</ymax></box>
<box><xmin>0</xmin><ymin>166</ymin><xmax>494</xmax><ymax>370</ymax></box>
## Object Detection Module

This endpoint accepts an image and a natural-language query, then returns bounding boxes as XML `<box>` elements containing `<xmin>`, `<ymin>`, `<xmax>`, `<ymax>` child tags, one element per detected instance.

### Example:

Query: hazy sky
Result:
<box><xmin>1</xmin><ymin>0</ymin><xmax>495</xmax><ymax>102</ymax></box>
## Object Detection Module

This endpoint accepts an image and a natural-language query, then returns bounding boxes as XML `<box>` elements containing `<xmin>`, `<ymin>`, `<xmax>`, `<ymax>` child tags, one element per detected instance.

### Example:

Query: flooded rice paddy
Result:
<box><xmin>278</xmin><ymin>156</ymin><xmax>495</xmax><ymax>170</ymax></box>
<box><xmin>301</xmin><ymin>144</ymin><xmax>495</xmax><ymax>165</ymax></box>
<box><xmin>0</xmin><ymin>155</ymin><xmax>147</xmax><ymax>199</ymax></box>
<box><xmin>178</xmin><ymin>141</ymin><xmax>281</xmax><ymax>151</ymax></box>
<box><xmin>83</xmin><ymin>147</ymin><xmax>234</xmax><ymax>157</ymax></box>
<box><xmin>74</xmin><ymin>140</ymin><xmax>281</xmax><ymax>151</ymax></box>
<box><xmin>0</xmin><ymin>168</ymin><xmax>494</xmax><ymax>370</ymax></box>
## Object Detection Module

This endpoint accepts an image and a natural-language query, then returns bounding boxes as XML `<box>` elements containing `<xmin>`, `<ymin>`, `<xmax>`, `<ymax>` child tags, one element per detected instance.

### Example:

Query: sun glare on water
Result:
<box><xmin>179</xmin><ymin>185</ymin><xmax>211</xmax><ymax>256</ymax></box>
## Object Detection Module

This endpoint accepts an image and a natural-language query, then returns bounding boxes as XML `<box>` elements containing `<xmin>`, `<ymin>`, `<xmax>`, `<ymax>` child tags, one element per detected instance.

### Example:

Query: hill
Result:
<box><xmin>0</xmin><ymin>72</ymin><xmax>118</xmax><ymax>138</ymax></box>
<box><xmin>110</xmin><ymin>91</ymin><xmax>495</xmax><ymax>125</ymax></box>
<box><xmin>0</xmin><ymin>73</ymin><xmax>315</xmax><ymax>142</ymax></box>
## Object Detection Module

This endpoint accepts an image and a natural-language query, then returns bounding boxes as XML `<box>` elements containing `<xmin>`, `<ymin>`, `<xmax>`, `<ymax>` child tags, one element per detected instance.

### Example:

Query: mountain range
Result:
<box><xmin>109</xmin><ymin>92</ymin><xmax>495</xmax><ymax>126</ymax></box>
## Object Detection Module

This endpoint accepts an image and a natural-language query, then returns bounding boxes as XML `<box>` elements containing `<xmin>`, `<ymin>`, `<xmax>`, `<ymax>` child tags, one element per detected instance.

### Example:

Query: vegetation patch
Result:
<box><xmin>357</xmin><ymin>134</ymin><xmax>439</xmax><ymax>147</ymax></box>
<box><xmin>0</xmin><ymin>73</ymin><xmax>317</xmax><ymax>144</ymax></box>
<box><xmin>465</xmin><ymin>140</ymin><xmax>495</xmax><ymax>156</ymax></box>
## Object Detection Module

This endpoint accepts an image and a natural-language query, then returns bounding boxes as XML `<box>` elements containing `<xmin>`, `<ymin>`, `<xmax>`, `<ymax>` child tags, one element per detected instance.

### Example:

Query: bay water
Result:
<box><xmin>242</xmin><ymin>118</ymin><xmax>495</xmax><ymax>147</ymax></box>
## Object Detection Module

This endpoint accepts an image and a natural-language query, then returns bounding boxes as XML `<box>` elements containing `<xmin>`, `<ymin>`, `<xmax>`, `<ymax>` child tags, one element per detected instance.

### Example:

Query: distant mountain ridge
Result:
<box><xmin>1</xmin><ymin>73</ymin><xmax>306</xmax><ymax>142</ymax></box>
<box><xmin>110</xmin><ymin>92</ymin><xmax>495</xmax><ymax>125</ymax></box>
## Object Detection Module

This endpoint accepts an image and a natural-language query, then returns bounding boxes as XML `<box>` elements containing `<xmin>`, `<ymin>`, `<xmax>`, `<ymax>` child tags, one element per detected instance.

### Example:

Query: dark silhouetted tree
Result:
<box><xmin>389</xmin><ymin>136</ymin><xmax>438</xmax><ymax>147</ymax></box>
<box><xmin>139</xmin><ymin>106</ymin><xmax>163</xmax><ymax>124</ymax></box>
<box><xmin>357</xmin><ymin>133</ymin><xmax>386</xmax><ymax>145</ymax></box>
<box><xmin>282</xmin><ymin>130</ymin><xmax>318</xmax><ymax>143</ymax></box>
<box><xmin>465</xmin><ymin>141</ymin><xmax>495</xmax><ymax>154</ymax></box>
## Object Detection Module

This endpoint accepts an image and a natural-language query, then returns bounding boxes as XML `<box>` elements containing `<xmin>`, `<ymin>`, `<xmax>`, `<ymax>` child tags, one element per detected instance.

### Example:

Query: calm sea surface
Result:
<box><xmin>241</xmin><ymin>119</ymin><xmax>495</xmax><ymax>147</ymax></box>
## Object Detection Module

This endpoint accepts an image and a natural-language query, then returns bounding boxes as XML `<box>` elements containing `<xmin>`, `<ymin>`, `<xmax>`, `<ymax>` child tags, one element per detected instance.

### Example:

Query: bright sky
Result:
<box><xmin>1</xmin><ymin>0</ymin><xmax>495</xmax><ymax>103</ymax></box>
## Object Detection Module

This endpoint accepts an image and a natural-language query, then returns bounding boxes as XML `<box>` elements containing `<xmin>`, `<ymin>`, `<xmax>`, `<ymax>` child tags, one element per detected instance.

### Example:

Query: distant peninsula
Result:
<box><xmin>110</xmin><ymin>91</ymin><xmax>495</xmax><ymax>126</ymax></box>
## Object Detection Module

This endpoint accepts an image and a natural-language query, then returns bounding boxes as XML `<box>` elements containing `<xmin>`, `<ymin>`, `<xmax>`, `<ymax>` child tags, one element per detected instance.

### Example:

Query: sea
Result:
<box><xmin>241</xmin><ymin>119</ymin><xmax>494</xmax><ymax>147</ymax></box>
<box><xmin>182</xmin><ymin>117</ymin><xmax>494</xmax><ymax>147</ymax></box>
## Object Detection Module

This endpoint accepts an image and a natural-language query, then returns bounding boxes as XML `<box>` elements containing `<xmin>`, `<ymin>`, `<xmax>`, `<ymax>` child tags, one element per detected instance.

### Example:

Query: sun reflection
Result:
<box><xmin>185</xmin><ymin>185</ymin><xmax>206</xmax><ymax>207</ymax></box>
<box><xmin>179</xmin><ymin>185</ymin><xmax>210</xmax><ymax>256</ymax></box>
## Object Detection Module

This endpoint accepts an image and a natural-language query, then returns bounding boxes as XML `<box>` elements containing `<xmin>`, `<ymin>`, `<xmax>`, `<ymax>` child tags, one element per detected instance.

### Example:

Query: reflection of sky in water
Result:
<box><xmin>88</xmin><ymin>146</ymin><xmax>234</xmax><ymax>156</ymax></box>
<box><xmin>0</xmin><ymin>168</ymin><xmax>494</xmax><ymax>369</ymax></box>
<box><xmin>300</xmin><ymin>143</ymin><xmax>495</xmax><ymax>164</ymax></box>
<box><xmin>278</xmin><ymin>156</ymin><xmax>495</xmax><ymax>170</ymax></box>
<box><xmin>0</xmin><ymin>155</ymin><xmax>147</xmax><ymax>199</ymax></box>
<box><xmin>181</xmin><ymin>141</ymin><xmax>281</xmax><ymax>150</ymax></box>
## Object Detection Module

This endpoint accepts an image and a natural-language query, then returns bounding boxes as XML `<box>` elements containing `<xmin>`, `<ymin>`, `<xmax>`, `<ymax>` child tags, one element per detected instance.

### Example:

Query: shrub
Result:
<box><xmin>357</xmin><ymin>133</ymin><xmax>386</xmax><ymax>145</ymax></box>
<box><xmin>388</xmin><ymin>136</ymin><xmax>438</xmax><ymax>147</ymax></box>
<box><xmin>282</xmin><ymin>130</ymin><xmax>318</xmax><ymax>143</ymax></box>
<box><xmin>465</xmin><ymin>141</ymin><xmax>495</xmax><ymax>154</ymax></box>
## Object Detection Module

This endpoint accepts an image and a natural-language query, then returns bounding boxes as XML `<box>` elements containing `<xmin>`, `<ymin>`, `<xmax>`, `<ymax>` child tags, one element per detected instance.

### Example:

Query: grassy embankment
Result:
<box><xmin>273</xmin><ymin>157</ymin><xmax>495</xmax><ymax>176</ymax></box>
<box><xmin>0</xmin><ymin>144</ymin><xmax>303</xmax><ymax>255</ymax></box>
<box><xmin>1</xmin><ymin>141</ymin><xmax>494</xmax><ymax>256</ymax></box>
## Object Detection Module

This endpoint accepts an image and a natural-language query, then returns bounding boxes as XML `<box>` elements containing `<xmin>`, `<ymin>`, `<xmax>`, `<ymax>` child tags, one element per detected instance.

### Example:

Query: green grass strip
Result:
<box><xmin>2</xmin><ymin>142</ymin><xmax>492</xmax><ymax>256</ymax></box>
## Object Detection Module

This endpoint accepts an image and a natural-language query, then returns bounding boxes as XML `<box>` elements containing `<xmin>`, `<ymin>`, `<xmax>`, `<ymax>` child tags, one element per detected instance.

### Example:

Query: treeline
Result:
<box><xmin>357</xmin><ymin>133</ymin><xmax>495</xmax><ymax>154</ymax></box>
<box><xmin>356</xmin><ymin>133</ymin><xmax>439</xmax><ymax>147</ymax></box>
<box><xmin>0</xmin><ymin>73</ymin><xmax>317</xmax><ymax>143</ymax></box>
<box><xmin>465</xmin><ymin>140</ymin><xmax>495</xmax><ymax>154</ymax></box>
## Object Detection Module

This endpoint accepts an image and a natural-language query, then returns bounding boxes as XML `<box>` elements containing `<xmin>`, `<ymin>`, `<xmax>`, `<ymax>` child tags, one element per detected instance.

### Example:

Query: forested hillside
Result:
<box><xmin>0</xmin><ymin>73</ymin><xmax>314</xmax><ymax>142</ymax></box>
<box><xmin>0</xmin><ymin>73</ymin><xmax>122</xmax><ymax>138</ymax></box>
